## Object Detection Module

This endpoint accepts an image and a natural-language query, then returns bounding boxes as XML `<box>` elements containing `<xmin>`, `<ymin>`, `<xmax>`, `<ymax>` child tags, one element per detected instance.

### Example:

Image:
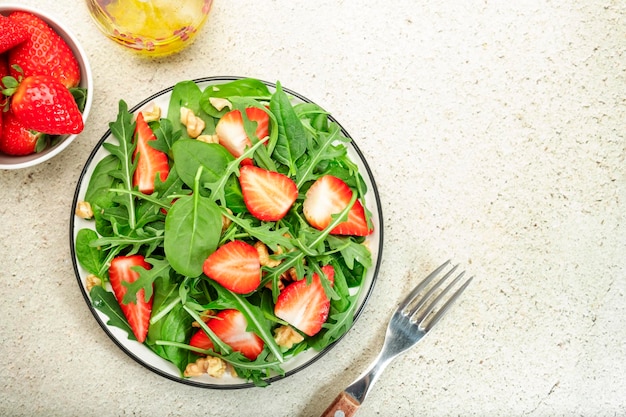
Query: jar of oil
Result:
<box><xmin>85</xmin><ymin>0</ymin><xmax>213</xmax><ymax>56</ymax></box>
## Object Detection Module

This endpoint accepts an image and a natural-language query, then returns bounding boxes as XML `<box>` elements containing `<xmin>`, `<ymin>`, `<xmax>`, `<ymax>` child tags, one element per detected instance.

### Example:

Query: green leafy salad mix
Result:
<box><xmin>73</xmin><ymin>78</ymin><xmax>379</xmax><ymax>386</ymax></box>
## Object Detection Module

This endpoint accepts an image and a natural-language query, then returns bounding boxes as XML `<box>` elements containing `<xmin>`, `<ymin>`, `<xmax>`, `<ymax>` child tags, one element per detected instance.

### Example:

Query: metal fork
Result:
<box><xmin>321</xmin><ymin>260</ymin><xmax>473</xmax><ymax>417</ymax></box>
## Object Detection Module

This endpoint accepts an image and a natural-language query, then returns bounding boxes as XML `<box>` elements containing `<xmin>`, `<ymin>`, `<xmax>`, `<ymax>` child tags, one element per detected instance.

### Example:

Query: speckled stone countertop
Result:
<box><xmin>1</xmin><ymin>0</ymin><xmax>624</xmax><ymax>416</ymax></box>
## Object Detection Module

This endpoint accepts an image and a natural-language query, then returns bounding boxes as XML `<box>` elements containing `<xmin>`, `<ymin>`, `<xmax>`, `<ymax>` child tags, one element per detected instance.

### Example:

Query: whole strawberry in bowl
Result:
<box><xmin>0</xmin><ymin>4</ymin><xmax>92</xmax><ymax>170</ymax></box>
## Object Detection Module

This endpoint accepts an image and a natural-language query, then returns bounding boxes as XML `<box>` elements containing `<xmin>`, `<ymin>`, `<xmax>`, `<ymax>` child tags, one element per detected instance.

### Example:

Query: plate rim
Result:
<box><xmin>69</xmin><ymin>75</ymin><xmax>384</xmax><ymax>389</ymax></box>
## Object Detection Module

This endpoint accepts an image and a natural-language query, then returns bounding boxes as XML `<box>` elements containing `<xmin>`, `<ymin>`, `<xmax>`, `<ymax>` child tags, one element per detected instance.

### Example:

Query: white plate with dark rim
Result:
<box><xmin>69</xmin><ymin>76</ymin><xmax>383</xmax><ymax>388</ymax></box>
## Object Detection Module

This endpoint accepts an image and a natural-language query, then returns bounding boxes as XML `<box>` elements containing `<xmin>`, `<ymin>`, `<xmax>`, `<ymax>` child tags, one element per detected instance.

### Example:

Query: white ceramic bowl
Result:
<box><xmin>70</xmin><ymin>77</ymin><xmax>384</xmax><ymax>388</ymax></box>
<box><xmin>0</xmin><ymin>4</ymin><xmax>93</xmax><ymax>170</ymax></box>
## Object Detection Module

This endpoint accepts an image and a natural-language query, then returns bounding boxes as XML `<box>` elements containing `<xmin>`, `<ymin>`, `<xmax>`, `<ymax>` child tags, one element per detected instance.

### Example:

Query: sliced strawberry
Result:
<box><xmin>239</xmin><ymin>165</ymin><xmax>298</xmax><ymax>221</ymax></box>
<box><xmin>10</xmin><ymin>75</ymin><xmax>83</xmax><ymax>135</ymax></box>
<box><xmin>0</xmin><ymin>110</ymin><xmax>45</xmax><ymax>156</ymax></box>
<box><xmin>133</xmin><ymin>112</ymin><xmax>169</xmax><ymax>194</ymax></box>
<box><xmin>0</xmin><ymin>15</ymin><xmax>29</xmax><ymax>54</ymax></box>
<box><xmin>274</xmin><ymin>265</ymin><xmax>335</xmax><ymax>337</ymax></box>
<box><xmin>8</xmin><ymin>11</ymin><xmax>80</xmax><ymax>88</ymax></box>
<box><xmin>215</xmin><ymin>107</ymin><xmax>269</xmax><ymax>161</ymax></box>
<box><xmin>108</xmin><ymin>255</ymin><xmax>153</xmax><ymax>343</ymax></box>
<box><xmin>203</xmin><ymin>240</ymin><xmax>261</xmax><ymax>294</ymax></box>
<box><xmin>303</xmin><ymin>175</ymin><xmax>372</xmax><ymax>236</ymax></box>
<box><xmin>189</xmin><ymin>309</ymin><xmax>264</xmax><ymax>360</ymax></box>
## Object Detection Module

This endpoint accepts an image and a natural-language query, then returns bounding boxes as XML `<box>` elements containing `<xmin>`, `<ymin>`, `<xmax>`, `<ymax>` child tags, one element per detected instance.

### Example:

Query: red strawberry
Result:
<box><xmin>10</xmin><ymin>75</ymin><xmax>83</xmax><ymax>135</ymax></box>
<box><xmin>203</xmin><ymin>240</ymin><xmax>261</xmax><ymax>294</ymax></box>
<box><xmin>133</xmin><ymin>112</ymin><xmax>169</xmax><ymax>194</ymax></box>
<box><xmin>0</xmin><ymin>15</ymin><xmax>29</xmax><ymax>54</ymax></box>
<box><xmin>303</xmin><ymin>175</ymin><xmax>372</xmax><ymax>236</ymax></box>
<box><xmin>239</xmin><ymin>165</ymin><xmax>298</xmax><ymax>221</ymax></box>
<box><xmin>0</xmin><ymin>52</ymin><xmax>9</xmax><ymax>77</ymax></box>
<box><xmin>0</xmin><ymin>53</ymin><xmax>9</xmax><ymax>96</ymax></box>
<box><xmin>8</xmin><ymin>11</ymin><xmax>80</xmax><ymax>88</ymax></box>
<box><xmin>274</xmin><ymin>265</ymin><xmax>335</xmax><ymax>337</ymax></box>
<box><xmin>108</xmin><ymin>255</ymin><xmax>153</xmax><ymax>343</ymax></box>
<box><xmin>189</xmin><ymin>309</ymin><xmax>264</xmax><ymax>360</ymax></box>
<box><xmin>0</xmin><ymin>110</ymin><xmax>45</xmax><ymax>156</ymax></box>
<box><xmin>215</xmin><ymin>107</ymin><xmax>269</xmax><ymax>161</ymax></box>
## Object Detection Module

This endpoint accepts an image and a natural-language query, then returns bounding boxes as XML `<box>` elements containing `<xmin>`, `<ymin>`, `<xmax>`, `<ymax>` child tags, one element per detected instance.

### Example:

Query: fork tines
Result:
<box><xmin>400</xmin><ymin>260</ymin><xmax>473</xmax><ymax>331</ymax></box>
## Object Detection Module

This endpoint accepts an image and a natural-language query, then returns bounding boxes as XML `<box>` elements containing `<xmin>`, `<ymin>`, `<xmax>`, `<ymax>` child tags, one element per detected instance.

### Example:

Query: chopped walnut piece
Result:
<box><xmin>254</xmin><ymin>242</ymin><xmax>282</xmax><ymax>268</ymax></box>
<box><xmin>192</xmin><ymin>310</ymin><xmax>215</xmax><ymax>327</ymax></box>
<box><xmin>197</xmin><ymin>134</ymin><xmax>219</xmax><ymax>144</ymax></box>
<box><xmin>75</xmin><ymin>201</ymin><xmax>93</xmax><ymax>219</ymax></box>
<box><xmin>141</xmin><ymin>104</ymin><xmax>161</xmax><ymax>122</ymax></box>
<box><xmin>183</xmin><ymin>356</ymin><xmax>227</xmax><ymax>378</ymax></box>
<box><xmin>85</xmin><ymin>274</ymin><xmax>101</xmax><ymax>292</ymax></box>
<box><xmin>274</xmin><ymin>325</ymin><xmax>304</xmax><ymax>349</ymax></box>
<box><xmin>180</xmin><ymin>106</ymin><xmax>206</xmax><ymax>138</ymax></box>
<box><xmin>221</xmin><ymin>208</ymin><xmax>233</xmax><ymax>232</ymax></box>
<box><xmin>265</xmin><ymin>279</ymin><xmax>285</xmax><ymax>292</ymax></box>
<box><xmin>209</xmin><ymin>96</ymin><xmax>232</xmax><ymax>111</ymax></box>
<box><xmin>286</xmin><ymin>267</ymin><xmax>299</xmax><ymax>282</ymax></box>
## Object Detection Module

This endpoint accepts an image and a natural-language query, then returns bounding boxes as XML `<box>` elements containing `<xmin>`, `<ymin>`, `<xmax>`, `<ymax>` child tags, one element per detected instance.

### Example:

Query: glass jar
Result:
<box><xmin>85</xmin><ymin>0</ymin><xmax>213</xmax><ymax>57</ymax></box>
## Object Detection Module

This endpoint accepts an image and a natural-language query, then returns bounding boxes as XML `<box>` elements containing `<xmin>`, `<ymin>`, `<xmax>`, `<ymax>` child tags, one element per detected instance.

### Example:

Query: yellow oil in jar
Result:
<box><xmin>86</xmin><ymin>0</ymin><xmax>213</xmax><ymax>56</ymax></box>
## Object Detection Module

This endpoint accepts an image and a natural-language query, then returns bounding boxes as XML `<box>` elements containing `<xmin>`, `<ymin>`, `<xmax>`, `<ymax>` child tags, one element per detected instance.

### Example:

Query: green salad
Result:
<box><xmin>73</xmin><ymin>78</ymin><xmax>377</xmax><ymax>386</ymax></box>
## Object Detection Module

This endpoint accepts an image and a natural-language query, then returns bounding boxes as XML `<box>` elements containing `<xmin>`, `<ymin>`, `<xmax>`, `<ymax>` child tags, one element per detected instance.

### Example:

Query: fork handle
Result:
<box><xmin>320</xmin><ymin>391</ymin><xmax>361</xmax><ymax>417</ymax></box>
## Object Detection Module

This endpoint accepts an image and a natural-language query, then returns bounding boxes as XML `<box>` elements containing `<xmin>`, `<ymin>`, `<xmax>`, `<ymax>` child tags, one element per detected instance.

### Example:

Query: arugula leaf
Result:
<box><xmin>326</xmin><ymin>235</ymin><xmax>372</xmax><ymax>270</ymax></box>
<box><xmin>150</xmin><ymin>118</ymin><xmax>182</xmax><ymax>154</ymax></box>
<box><xmin>220</xmin><ymin>209</ymin><xmax>293</xmax><ymax>252</ymax></box>
<box><xmin>122</xmin><ymin>257</ymin><xmax>172</xmax><ymax>304</ymax></box>
<box><xmin>206</xmin><ymin>282</ymin><xmax>284</xmax><ymax>363</ymax></box>
<box><xmin>103</xmin><ymin>100</ymin><xmax>137</xmax><ymax>230</ymax></box>
<box><xmin>295</xmin><ymin>123</ymin><xmax>347</xmax><ymax>188</ymax></box>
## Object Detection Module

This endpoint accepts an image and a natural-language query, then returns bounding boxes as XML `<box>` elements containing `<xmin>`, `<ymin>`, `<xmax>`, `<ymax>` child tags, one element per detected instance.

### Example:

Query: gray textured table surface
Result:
<box><xmin>1</xmin><ymin>0</ymin><xmax>624</xmax><ymax>416</ymax></box>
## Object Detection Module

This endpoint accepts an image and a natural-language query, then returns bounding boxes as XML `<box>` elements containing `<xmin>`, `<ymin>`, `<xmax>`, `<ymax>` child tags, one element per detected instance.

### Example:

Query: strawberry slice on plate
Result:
<box><xmin>239</xmin><ymin>165</ymin><xmax>298</xmax><ymax>221</ymax></box>
<box><xmin>203</xmin><ymin>240</ymin><xmax>261</xmax><ymax>294</ymax></box>
<box><xmin>215</xmin><ymin>107</ymin><xmax>269</xmax><ymax>161</ymax></box>
<box><xmin>274</xmin><ymin>265</ymin><xmax>335</xmax><ymax>337</ymax></box>
<box><xmin>303</xmin><ymin>175</ymin><xmax>372</xmax><ymax>236</ymax></box>
<box><xmin>108</xmin><ymin>255</ymin><xmax>153</xmax><ymax>343</ymax></box>
<box><xmin>133</xmin><ymin>112</ymin><xmax>169</xmax><ymax>194</ymax></box>
<box><xmin>189</xmin><ymin>309</ymin><xmax>265</xmax><ymax>360</ymax></box>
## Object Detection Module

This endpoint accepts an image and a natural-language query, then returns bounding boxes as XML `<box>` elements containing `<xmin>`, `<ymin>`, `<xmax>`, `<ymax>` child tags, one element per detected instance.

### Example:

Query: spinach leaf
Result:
<box><xmin>84</xmin><ymin>154</ymin><xmax>119</xmax><ymax>209</ymax></box>
<box><xmin>172</xmin><ymin>140</ymin><xmax>234</xmax><ymax>192</ymax></box>
<box><xmin>90</xmin><ymin>285</ymin><xmax>136</xmax><ymax>341</ymax></box>
<box><xmin>167</xmin><ymin>81</ymin><xmax>215</xmax><ymax>139</ymax></box>
<box><xmin>200</xmin><ymin>78</ymin><xmax>271</xmax><ymax>118</ymax></box>
<box><xmin>269</xmin><ymin>81</ymin><xmax>307</xmax><ymax>175</ymax></box>
<box><xmin>75</xmin><ymin>228</ymin><xmax>104</xmax><ymax>277</ymax></box>
<box><xmin>147</xmin><ymin>275</ymin><xmax>195</xmax><ymax>373</ymax></box>
<box><xmin>164</xmin><ymin>191</ymin><xmax>222</xmax><ymax>277</ymax></box>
